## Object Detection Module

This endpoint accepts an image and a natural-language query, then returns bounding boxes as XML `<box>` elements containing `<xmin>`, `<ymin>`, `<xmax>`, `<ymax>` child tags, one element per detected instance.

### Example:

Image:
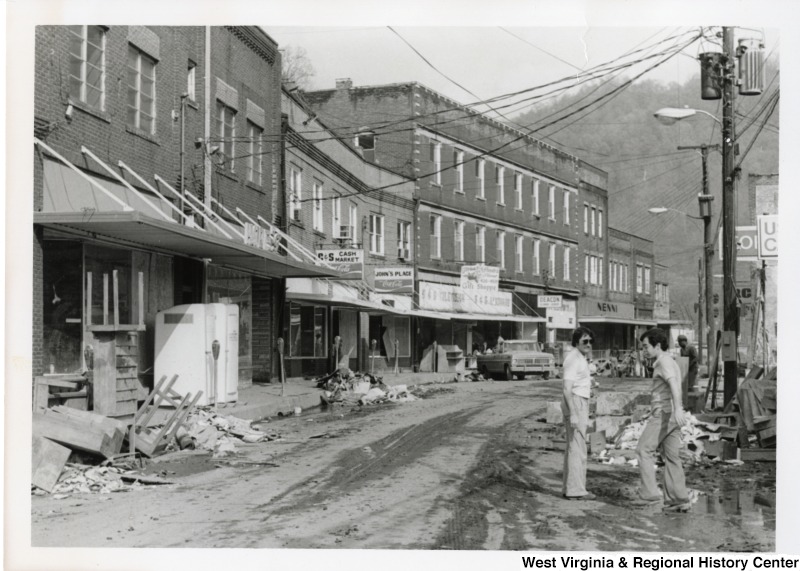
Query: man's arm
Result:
<box><xmin>562</xmin><ymin>355</ymin><xmax>580</xmax><ymax>427</ymax></box>
<box><xmin>664</xmin><ymin>359</ymin><xmax>688</xmax><ymax>427</ymax></box>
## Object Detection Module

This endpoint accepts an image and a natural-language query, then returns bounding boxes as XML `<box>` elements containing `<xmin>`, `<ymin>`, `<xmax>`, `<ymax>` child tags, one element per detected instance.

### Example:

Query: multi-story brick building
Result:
<box><xmin>33</xmin><ymin>26</ymin><xmax>336</xmax><ymax>399</ymax></box>
<box><xmin>304</xmin><ymin>80</ymin><xmax>614</xmax><ymax>365</ymax></box>
<box><xmin>280</xmin><ymin>88</ymin><xmax>416</xmax><ymax>377</ymax></box>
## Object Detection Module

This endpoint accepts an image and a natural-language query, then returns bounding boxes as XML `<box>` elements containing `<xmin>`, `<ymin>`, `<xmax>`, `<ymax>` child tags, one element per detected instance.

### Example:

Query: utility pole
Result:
<box><xmin>721</xmin><ymin>27</ymin><xmax>739</xmax><ymax>407</ymax></box>
<box><xmin>678</xmin><ymin>144</ymin><xmax>718</xmax><ymax>368</ymax></box>
<box><xmin>696</xmin><ymin>258</ymin><xmax>704</xmax><ymax>365</ymax></box>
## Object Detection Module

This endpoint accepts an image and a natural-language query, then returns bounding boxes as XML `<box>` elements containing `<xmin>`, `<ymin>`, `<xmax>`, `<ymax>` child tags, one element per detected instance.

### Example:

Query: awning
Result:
<box><xmin>655</xmin><ymin>319</ymin><xmax>692</xmax><ymax>325</ymax></box>
<box><xmin>34</xmin><ymin>210</ymin><xmax>342</xmax><ymax>279</ymax></box>
<box><xmin>414</xmin><ymin>310</ymin><xmax>545</xmax><ymax>323</ymax></box>
<box><xmin>579</xmin><ymin>316</ymin><xmax>657</xmax><ymax>327</ymax></box>
<box><xmin>287</xmin><ymin>291</ymin><xmax>407</xmax><ymax>315</ymax></box>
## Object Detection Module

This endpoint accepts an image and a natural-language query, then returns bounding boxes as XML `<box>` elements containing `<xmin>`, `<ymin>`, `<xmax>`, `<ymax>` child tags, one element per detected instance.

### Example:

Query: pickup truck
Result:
<box><xmin>476</xmin><ymin>340</ymin><xmax>556</xmax><ymax>380</ymax></box>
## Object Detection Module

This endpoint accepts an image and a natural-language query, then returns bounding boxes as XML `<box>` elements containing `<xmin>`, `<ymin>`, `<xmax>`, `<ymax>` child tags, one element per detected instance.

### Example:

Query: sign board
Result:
<box><xmin>419</xmin><ymin>281</ymin><xmax>512</xmax><ymax>315</ymax></box>
<box><xmin>315</xmin><ymin>248</ymin><xmax>363</xmax><ymax>280</ymax></box>
<box><xmin>757</xmin><ymin>215</ymin><xmax>778</xmax><ymax>258</ymax></box>
<box><xmin>537</xmin><ymin>295</ymin><xmax>563</xmax><ymax>308</ymax></box>
<box><xmin>578</xmin><ymin>298</ymin><xmax>635</xmax><ymax>319</ymax></box>
<box><xmin>243</xmin><ymin>222</ymin><xmax>279</xmax><ymax>252</ymax></box>
<box><xmin>460</xmin><ymin>264</ymin><xmax>500</xmax><ymax>292</ymax></box>
<box><xmin>374</xmin><ymin>267</ymin><xmax>414</xmax><ymax>293</ymax></box>
<box><xmin>718</xmin><ymin>226</ymin><xmax>758</xmax><ymax>262</ymax></box>
<box><xmin>546</xmin><ymin>299</ymin><xmax>577</xmax><ymax>329</ymax></box>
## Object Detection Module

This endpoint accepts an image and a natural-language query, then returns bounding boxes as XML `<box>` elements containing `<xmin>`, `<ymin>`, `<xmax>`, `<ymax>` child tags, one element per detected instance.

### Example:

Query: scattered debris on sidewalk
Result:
<box><xmin>32</xmin><ymin>463</ymin><xmax>174</xmax><ymax>498</ymax></box>
<box><xmin>180</xmin><ymin>407</ymin><xmax>280</xmax><ymax>456</ymax></box>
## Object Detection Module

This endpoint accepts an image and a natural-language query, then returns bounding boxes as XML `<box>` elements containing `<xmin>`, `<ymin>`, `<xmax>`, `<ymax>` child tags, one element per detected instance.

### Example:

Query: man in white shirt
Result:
<box><xmin>634</xmin><ymin>328</ymin><xmax>691</xmax><ymax>512</ymax></box>
<box><xmin>561</xmin><ymin>326</ymin><xmax>597</xmax><ymax>500</ymax></box>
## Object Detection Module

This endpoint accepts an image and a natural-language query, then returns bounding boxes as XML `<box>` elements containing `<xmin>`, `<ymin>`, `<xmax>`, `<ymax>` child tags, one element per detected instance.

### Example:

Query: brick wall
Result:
<box><xmin>251</xmin><ymin>277</ymin><xmax>274</xmax><ymax>383</ymax></box>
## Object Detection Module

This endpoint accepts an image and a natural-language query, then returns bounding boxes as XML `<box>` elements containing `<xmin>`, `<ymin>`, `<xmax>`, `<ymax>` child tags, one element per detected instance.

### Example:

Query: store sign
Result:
<box><xmin>546</xmin><ymin>299</ymin><xmax>576</xmax><ymax>329</ymax></box>
<box><xmin>578</xmin><ymin>298</ymin><xmax>635</xmax><ymax>319</ymax></box>
<box><xmin>316</xmin><ymin>248</ymin><xmax>363</xmax><ymax>280</ymax></box>
<box><xmin>419</xmin><ymin>281</ymin><xmax>512</xmax><ymax>315</ymax></box>
<box><xmin>243</xmin><ymin>223</ymin><xmax>279</xmax><ymax>252</ymax></box>
<box><xmin>757</xmin><ymin>215</ymin><xmax>778</xmax><ymax>258</ymax></box>
<box><xmin>374</xmin><ymin>267</ymin><xmax>414</xmax><ymax>293</ymax></box>
<box><xmin>718</xmin><ymin>226</ymin><xmax>758</xmax><ymax>261</ymax></box>
<box><xmin>537</xmin><ymin>295</ymin><xmax>563</xmax><ymax>308</ymax></box>
<box><xmin>460</xmin><ymin>264</ymin><xmax>500</xmax><ymax>292</ymax></box>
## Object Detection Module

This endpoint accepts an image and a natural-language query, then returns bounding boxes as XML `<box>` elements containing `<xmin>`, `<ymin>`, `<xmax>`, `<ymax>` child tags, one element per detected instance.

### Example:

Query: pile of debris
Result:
<box><xmin>177</xmin><ymin>407</ymin><xmax>280</xmax><ymax>457</ymax></box>
<box><xmin>317</xmin><ymin>369</ymin><xmax>418</xmax><ymax>408</ymax></box>
<box><xmin>32</xmin><ymin>462</ymin><xmax>174</xmax><ymax>499</ymax></box>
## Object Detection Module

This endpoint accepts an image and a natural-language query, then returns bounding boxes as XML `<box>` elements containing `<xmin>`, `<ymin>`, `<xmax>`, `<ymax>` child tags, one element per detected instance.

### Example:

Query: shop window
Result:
<box><xmin>207</xmin><ymin>266</ymin><xmax>252</xmax><ymax>383</ymax></box>
<box><xmin>370</xmin><ymin>316</ymin><xmax>411</xmax><ymax>358</ymax></box>
<box><xmin>85</xmin><ymin>244</ymin><xmax>132</xmax><ymax>326</ymax></box>
<box><xmin>287</xmin><ymin>303</ymin><xmax>327</xmax><ymax>358</ymax></box>
<box><xmin>43</xmin><ymin>241</ymin><xmax>83</xmax><ymax>374</ymax></box>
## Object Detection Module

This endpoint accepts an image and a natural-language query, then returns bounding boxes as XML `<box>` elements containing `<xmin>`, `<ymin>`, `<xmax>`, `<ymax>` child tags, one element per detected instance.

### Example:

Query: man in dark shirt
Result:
<box><xmin>678</xmin><ymin>335</ymin><xmax>698</xmax><ymax>392</ymax></box>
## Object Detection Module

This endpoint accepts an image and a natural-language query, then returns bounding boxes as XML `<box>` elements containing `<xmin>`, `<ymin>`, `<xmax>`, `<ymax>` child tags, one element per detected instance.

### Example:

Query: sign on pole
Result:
<box><xmin>757</xmin><ymin>215</ymin><xmax>777</xmax><ymax>258</ymax></box>
<box><xmin>719</xmin><ymin>226</ymin><xmax>758</xmax><ymax>261</ymax></box>
<box><xmin>315</xmin><ymin>248</ymin><xmax>364</xmax><ymax>279</ymax></box>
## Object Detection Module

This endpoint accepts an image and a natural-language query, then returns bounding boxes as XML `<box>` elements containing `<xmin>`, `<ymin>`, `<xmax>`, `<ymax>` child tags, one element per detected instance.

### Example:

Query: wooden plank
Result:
<box><xmin>740</xmin><ymin>448</ymin><xmax>776</xmax><ymax>462</ymax></box>
<box><xmin>86</xmin><ymin>271</ymin><xmax>93</xmax><ymax>327</ymax></box>
<box><xmin>92</xmin><ymin>333</ymin><xmax>118</xmax><ymax>415</ymax></box>
<box><xmin>32</xmin><ymin>437</ymin><xmax>72</xmax><ymax>493</ymax></box>
<box><xmin>116</xmin><ymin>355</ymin><xmax>139</xmax><ymax>367</ymax></box>
<box><xmin>116</xmin><ymin>378</ymin><xmax>140</xmax><ymax>391</ymax></box>
<box><xmin>103</xmin><ymin>273</ymin><xmax>109</xmax><ymax>325</ymax></box>
<box><xmin>32</xmin><ymin>413</ymin><xmax>118</xmax><ymax>458</ymax></box>
<box><xmin>138</xmin><ymin>271</ymin><xmax>144</xmax><ymax>327</ymax></box>
<box><xmin>113</xmin><ymin>269</ymin><xmax>119</xmax><ymax>327</ymax></box>
<box><xmin>51</xmin><ymin>406</ymin><xmax>128</xmax><ymax>432</ymax></box>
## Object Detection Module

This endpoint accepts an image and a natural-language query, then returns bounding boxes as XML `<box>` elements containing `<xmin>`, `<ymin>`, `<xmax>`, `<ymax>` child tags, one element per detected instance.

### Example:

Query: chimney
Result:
<box><xmin>335</xmin><ymin>78</ymin><xmax>353</xmax><ymax>90</ymax></box>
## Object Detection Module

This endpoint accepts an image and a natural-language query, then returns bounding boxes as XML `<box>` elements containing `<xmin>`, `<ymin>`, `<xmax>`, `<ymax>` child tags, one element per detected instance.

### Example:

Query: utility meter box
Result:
<box><xmin>155</xmin><ymin>303</ymin><xmax>239</xmax><ymax>406</ymax></box>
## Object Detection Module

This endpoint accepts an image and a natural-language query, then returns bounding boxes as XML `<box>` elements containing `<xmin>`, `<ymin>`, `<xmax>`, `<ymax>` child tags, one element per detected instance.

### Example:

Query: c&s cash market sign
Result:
<box><xmin>316</xmin><ymin>248</ymin><xmax>363</xmax><ymax>280</ymax></box>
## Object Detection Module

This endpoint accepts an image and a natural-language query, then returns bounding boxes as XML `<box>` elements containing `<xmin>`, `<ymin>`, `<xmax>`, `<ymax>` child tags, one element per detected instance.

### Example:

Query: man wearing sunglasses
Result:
<box><xmin>561</xmin><ymin>326</ymin><xmax>597</xmax><ymax>500</ymax></box>
<box><xmin>634</xmin><ymin>327</ymin><xmax>691</xmax><ymax>512</ymax></box>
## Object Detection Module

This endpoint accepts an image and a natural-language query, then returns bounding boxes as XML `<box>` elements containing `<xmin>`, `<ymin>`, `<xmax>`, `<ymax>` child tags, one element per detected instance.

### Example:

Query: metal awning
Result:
<box><xmin>579</xmin><ymin>316</ymin><xmax>657</xmax><ymax>327</ymax></box>
<box><xmin>287</xmin><ymin>292</ymin><xmax>408</xmax><ymax>315</ymax></box>
<box><xmin>414</xmin><ymin>310</ymin><xmax>545</xmax><ymax>323</ymax></box>
<box><xmin>34</xmin><ymin>210</ymin><xmax>342</xmax><ymax>279</ymax></box>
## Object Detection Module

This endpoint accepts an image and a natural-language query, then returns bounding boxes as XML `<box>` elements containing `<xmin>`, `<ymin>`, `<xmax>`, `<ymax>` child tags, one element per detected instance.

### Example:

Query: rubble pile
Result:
<box><xmin>179</xmin><ymin>408</ymin><xmax>280</xmax><ymax>457</ymax></box>
<box><xmin>32</xmin><ymin>462</ymin><xmax>173</xmax><ymax>498</ymax></box>
<box><xmin>318</xmin><ymin>369</ymin><xmax>420</xmax><ymax>408</ymax></box>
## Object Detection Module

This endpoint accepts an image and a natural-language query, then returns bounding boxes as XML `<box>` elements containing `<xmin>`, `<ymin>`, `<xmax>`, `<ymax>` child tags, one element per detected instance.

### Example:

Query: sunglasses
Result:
<box><xmin>580</xmin><ymin>339</ymin><xmax>593</xmax><ymax>346</ymax></box>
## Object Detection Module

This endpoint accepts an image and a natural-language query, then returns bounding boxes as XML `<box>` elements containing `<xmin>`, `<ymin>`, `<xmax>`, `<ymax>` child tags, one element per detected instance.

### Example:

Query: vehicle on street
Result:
<box><xmin>476</xmin><ymin>340</ymin><xmax>556</xmax><ymax>380</ymax></box>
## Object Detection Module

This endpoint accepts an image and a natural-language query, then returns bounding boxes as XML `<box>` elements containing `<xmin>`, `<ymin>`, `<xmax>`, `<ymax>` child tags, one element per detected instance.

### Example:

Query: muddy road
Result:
<box><xmin>31</xmin><ymin>380</ymin><xmax>775</xmax><ymax>551</ymax></box>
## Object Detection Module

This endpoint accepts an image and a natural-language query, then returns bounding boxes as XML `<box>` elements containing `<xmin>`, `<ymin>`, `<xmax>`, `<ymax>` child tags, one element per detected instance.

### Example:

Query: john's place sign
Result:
<box><xmin>374</xmin><ymin>267</ymin><xmax>414</xmax><ymax>294</ymax></box>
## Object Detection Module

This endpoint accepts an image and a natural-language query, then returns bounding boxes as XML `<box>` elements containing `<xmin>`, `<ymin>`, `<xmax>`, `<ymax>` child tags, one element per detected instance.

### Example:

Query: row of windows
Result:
<box><xmin>68</xmin><ymin>26</ymin><xmax>264</xmax><ymax>187</ymax></box>
<box><xmin>609</xmin><ymin>260</ymin><xmax>630</xmax><ymax>293</ymax></box>
<box><xmin>428</xmin><ymin>214</ymin><xmax>572</xmax><ymax>280</ymax></box>
<box><xmin>583</xmin><ymin>204</ymin><xmax>604</xmax><ymax>237</ymax></box>
<box><xmin>428</xmin><ymin>139</ymin><xmax>574</xmax><ymax>226</ymax></box>
<box><xmin>636</xmin><ymin>264</ymin><xmax>652</xmax><ymax>295</ymax></box>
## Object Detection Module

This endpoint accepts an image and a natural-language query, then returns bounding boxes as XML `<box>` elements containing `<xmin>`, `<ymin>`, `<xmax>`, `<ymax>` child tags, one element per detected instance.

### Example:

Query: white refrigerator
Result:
<box><xmin>155</xmin><ymin>303</ymin><xmax>239</xmax><ymax>406</ymax></box>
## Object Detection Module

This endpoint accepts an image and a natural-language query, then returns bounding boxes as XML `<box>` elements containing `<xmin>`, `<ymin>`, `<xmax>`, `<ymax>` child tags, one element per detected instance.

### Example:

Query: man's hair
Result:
<box><xmin>640</xmin><ymin>328</ymin><xmax>669</xmax><ymax>351</ymax></box>
<box><xmin>571</xmin><ymin>326</ymin><xmax>596</xmax><ymax>347</ymax></box>
<box><xmin>677</xmin><ymin>334</ymin><xmax>688</xmax><ymax>342</ymax></box>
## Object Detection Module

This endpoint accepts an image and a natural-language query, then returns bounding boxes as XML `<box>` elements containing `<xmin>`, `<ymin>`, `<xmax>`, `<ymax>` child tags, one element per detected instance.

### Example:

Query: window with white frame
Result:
<box><xmin>598</xmin><ymin>209</ymin><xmax>604</xmax><ymax>238</ymax></box>
<box><xmin>644</xmin><ymin>265</ymin><xmax>651</xmax><ymax>293</ymax></box>
<box><xmin>397</xmin><ymin>221</ymin><xmax>411</xmax><ymax>259</ymax></box>
<box><xmin>68</xmin><ymin>26</ymin><xmax>106</xmax><ymax>111</ymax></box>
<box><xmin>332</xmin><ymin>196</ymin><xmax>342</xmax><ymax>238</ymax></box>
<box><xmin>532</xmin><ymin>179</ymin><xmax>540</xmax><ymax>217</ymax></box>
<box><xmin>623</xmin><ymin>264</ymin><xmax>629</xmax><ymax>292</ymax></box>
<box><xmin>454</xmin><ymin>221</ymin><xmax>465</xmax><ymax>261</ymax></box>
<box><xmin>431</xmin><ymin>141</ymin><xmax>441</xmax><ymax>185</ymax></box>
<box><xmin>430</xmin><ymin>215</ymin><xmax>442</xmax><ymax>258</ymax></box>
<box><xmin>563</xmin><ymin>190</ymin><xmax>570</xmax><ymax>225</ymax></box>
<box><xmin>454</xmin><ymin>150</ymin><xmax>464</xmax><ymax>193</ymax></box>
<box><xmin>636</xmin><ymin>264</ymin><xmax>643</xmax><ymax>293</ymax></box>
<box><xmin>591</xmin><ymin>207</ymin><xmax>597</xmax><ymax>236</ymax></box>
<box><xmin>369</xmin><ymin>214</ymin><xmax>385</xmax><ymax>255</ymax></box>
<box><xmin>312</xmin><ymin>180</ymin><xmax>324</xmax><ymax>232</ymax></box>
<box><xmin>127</xmin><ymin>45</ymin><xmax>157</xmax><ymax>134</ymax></box>
<box><xmin>584</xmin><ymin>204</ymin><xmax>589</xmax><ymax>233</ymax></box>
<box><xmin>533</xmin><ymin>239</ymin><xmax>540</xmax><ymax>275</ymax></box>
<box><xmin>496</xmin><ymin>231</ymin><xmax>505</xmax><ymax>268</ymax></box>
<box><xmin>247</xmin><ymin>121</ymin><xmax>263</xmax><ymax>186</ymax></box>
<box><xmin>515</xmin><ymin>235</ymin><xmax>524</xmax><ymax>272</ymax></box>
<box><xmin>496</xmin><ymin>166</ymin><xmax>505</xmax><ymax>205</ymax></box>
<box><xmin>349</xmin><ymin>203</ymin><xmax>358</xmax><ymax>243</ymax></box>
<box><xmin>548</xmin><ymin>185</ymin><xmax>556</xmax><ymax>219</ymax></box>
<box><xmin>289</xmin><ymin>166</ymin><xmax>302</xmax><ymax>222</ymax></box>
<box><xmin>476</xmin><ymin>226</ymin><xmax>485</xmax><ymax>262</ymax></box>
<box><xmin>187</xmin><ymin>61</ymin><xmax>196</xmax><ymax>101</ymax></box>
<box><xmin>590</xmin><ymin>255</ymin><xmax>597</xmax><ymax>285</ymax></box>
<box><xmin>585</xmin><ymin>254</ymin><xmax>590</xmax><ymax>283</ymax></box>
<box><xmin>611</xmin><ymin>261</ymin><xmax>617</xmax><ymax>291</ymax></box>
<box><xmin>563</xmin><ymin>247</ymin><xmax>571</xmax><ymax>280</ymax></box>
<box><xmin>476</xmin><ymin>158</ymin><xmax>485</xmax><ymax>199</ymax></box>
<box><xmin>599</xmin><ymin>256</ymin><xmax>604</xmax><ymax>286</ymax></box>
<box><xmin>515</xmin><ymin>173</ymin><xmax>523</xmax><ymax>209</ymax></box>
<box><xmin>549</xmin><ymin>243</ymin><xmax>556</xmax><ymax>276</ymax></box>
<box><xmin>216</xmin><ymin>101</ymin><xmax>236</xmax><ymax>170</ymax></box>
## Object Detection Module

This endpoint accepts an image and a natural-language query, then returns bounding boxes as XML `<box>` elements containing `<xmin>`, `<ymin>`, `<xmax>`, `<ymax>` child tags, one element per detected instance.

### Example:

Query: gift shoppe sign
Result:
<box><xmin>419</xmin><ymin>281</ymin><xmax>512</xmax><ymax>315</ymax></box>
<box><xmin>460</xmin><ymin>264</ymin><xmax>500</xmax><ymax>292</ymax></box>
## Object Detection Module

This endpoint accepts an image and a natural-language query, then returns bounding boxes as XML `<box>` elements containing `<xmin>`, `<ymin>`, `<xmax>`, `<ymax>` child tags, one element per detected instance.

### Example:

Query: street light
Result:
<box><xmin>653</xmin><ymin>107</ymin><xmax>722</xmax><ymax>126</ymax></box>
<box><xmin>647</xmin><ymin>207</ymin><xmax>703</xmax><ymax>220</ymax></box>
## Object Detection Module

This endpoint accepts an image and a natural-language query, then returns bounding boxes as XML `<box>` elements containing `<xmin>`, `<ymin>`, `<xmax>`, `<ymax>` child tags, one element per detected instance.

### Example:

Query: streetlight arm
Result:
<box><xmin>648</xmin><ymin>207</ymin><xmax>704</xmax><ymax>220</ymax></box>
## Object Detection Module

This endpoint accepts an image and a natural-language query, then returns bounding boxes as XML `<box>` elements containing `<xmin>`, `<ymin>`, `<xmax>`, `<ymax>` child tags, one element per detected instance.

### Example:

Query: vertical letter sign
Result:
<box><xmin>757</xmin><ymin>215</ymin><xmax>777</xmax><ymax>258</ymax></box>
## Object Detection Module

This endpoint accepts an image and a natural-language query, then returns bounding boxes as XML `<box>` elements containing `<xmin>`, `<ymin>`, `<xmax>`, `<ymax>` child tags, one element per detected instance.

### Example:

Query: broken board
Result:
<box><xmin>32</xmin><ymin>436</ymin><xmax>72</xmax><ymax>493</ymax></box>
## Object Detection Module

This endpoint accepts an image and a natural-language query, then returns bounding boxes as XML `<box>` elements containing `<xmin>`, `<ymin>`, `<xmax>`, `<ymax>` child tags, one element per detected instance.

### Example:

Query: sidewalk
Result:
<box><xmin>220</xmin><ymin>371</ymin><xmax>459</xmax><ymax>421</ymax></box>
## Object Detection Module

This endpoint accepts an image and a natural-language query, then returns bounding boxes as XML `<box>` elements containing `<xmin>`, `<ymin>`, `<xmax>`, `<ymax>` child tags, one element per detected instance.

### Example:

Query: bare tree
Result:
<box><xmin>281</xmin><ymin>45</ymin><xmax>316</xmax><ymax>91</ymax></box>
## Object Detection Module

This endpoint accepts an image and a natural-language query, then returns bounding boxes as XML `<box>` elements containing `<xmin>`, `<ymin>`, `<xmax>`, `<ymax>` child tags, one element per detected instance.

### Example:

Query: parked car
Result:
<box><xmin>476</xmin><ymin>340</ymin><xmax>556</xmax><ymax>380</ymax></box>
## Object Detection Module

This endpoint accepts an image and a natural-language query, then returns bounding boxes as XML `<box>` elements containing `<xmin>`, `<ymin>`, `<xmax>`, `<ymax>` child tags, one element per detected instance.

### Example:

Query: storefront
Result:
<box><xmin>578</xmin><ymin>298</ymin><xmax>656</xmax><ymax>355</ymax></box>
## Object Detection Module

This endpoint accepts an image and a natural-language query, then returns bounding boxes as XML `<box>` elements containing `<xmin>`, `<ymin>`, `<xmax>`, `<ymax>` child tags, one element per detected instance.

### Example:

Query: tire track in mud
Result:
<box><xmin>259</xmin><ymin>406</ymin><xmax>485</xmax><ymax>518</ymax></box>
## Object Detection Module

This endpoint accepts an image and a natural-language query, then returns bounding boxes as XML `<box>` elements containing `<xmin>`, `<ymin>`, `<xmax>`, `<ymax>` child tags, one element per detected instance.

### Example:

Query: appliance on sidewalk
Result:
<box><xmin>155</xmin><ymin>303</ymin><xmax>239</xmax><ymax>406</ymax></box>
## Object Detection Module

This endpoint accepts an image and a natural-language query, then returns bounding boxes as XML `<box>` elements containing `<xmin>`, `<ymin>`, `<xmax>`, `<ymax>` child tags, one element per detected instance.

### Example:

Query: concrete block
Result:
<box><xmin>595</xmin><ymin>392</ymin><xmax>651</xmax><ymax>416</ymax></box>
<box><xmin>594</xmin><ymin>415</ymin><xmax>631</xmax><ymax>437</ymax></box>
<box><xmin>588</xmin><ymin>431</ymin><xmax>607</xmax><ymax>454</ymax></box>
<box><xmin>704</xmin><ymin>439</ymin><xmax>739</xmax><ymax>460</ymax></box>
<box><xmin>546</xmin><ymin>401</ymin><xmax>563</xmax><ymax>425</ymax></box>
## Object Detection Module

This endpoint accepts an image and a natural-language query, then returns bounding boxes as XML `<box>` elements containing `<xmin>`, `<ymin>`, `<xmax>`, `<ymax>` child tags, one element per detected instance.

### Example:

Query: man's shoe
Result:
<box><xmin>563</xmin><ymin>492</ymin><xmax>597</xmax><ymax>500</ymax></box>
<box><xmin>630</xmin><ymin>496</ymin><xmax>662</xmax><ymax>507</ymax></box>
<box><xmin>663</xmin><ymin>499</ymin><xmax>691</xmax><ymax>513</ymax></box>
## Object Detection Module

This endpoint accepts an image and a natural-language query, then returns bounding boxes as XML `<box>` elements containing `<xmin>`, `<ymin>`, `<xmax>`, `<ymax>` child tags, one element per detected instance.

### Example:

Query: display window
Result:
<box><xmin>207</xmin><ymin>266</ymin><xmax>253</xmax><ymax>383</ymax></box>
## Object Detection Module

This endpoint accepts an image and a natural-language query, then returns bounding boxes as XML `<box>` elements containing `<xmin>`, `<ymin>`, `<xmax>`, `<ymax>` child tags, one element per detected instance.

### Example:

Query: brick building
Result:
<box><xmin>303</xmin><ymin>80</ymin><xmax>616</xmax><ymax>365</ymax></box>
<box><xmin>33</xmin><ymin>26</ymin><xmax>336</xmax><ymax>401</ymax></box>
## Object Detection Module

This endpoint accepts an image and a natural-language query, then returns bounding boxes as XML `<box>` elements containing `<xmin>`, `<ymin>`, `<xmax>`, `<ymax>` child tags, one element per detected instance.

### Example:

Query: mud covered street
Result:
<box><xmin>31</xmin><ymin>380</ymin><xmax>775</xmax><ymax>551</ymax></box>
